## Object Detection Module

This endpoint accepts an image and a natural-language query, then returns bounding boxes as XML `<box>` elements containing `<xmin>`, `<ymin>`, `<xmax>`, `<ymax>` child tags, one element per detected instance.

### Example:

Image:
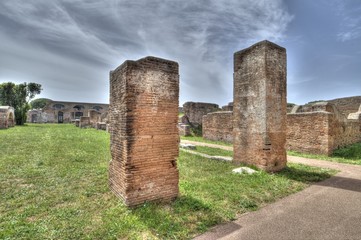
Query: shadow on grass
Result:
<box><xmin>132</xmin><ymin>195</ymin><xmax>224</xmax><ymax>239</ymax></box>
<box><xmin>276</xmin><ymin>165</ymin><xmax>335</xmax><ymax>183</ymax></box>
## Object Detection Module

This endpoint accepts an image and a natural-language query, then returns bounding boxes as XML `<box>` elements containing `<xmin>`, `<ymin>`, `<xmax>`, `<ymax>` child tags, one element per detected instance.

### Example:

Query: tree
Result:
<box><xmin>30</xmin><ymin>98</ymin><xmax>51</xmax><ymax>109</ymax></box>
<box><xmin>0</xmin><ymin>82</ymin><xmax>42</xmax><ymax>125</ymax></box>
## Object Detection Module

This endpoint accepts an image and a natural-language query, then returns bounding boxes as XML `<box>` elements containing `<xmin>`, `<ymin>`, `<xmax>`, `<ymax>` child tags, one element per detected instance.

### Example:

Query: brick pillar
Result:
<box><xmin>233</xmin><ymin>40</ymin><xmax>287</xmax><ymax>172</ymax></box>
<box><xmin>109</xmin><ymin>56</ymin><xmax>179</xmax><ymax>206</ymax></box>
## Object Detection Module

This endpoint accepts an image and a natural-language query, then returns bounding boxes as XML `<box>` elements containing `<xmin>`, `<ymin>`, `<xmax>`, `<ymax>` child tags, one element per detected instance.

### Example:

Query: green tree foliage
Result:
<box><xmin>30</xmin><ymin>98</ymin><xmax>51</xmax><ymax>109</ymax></box>
<box><xmin>0</xmin><ymin>82</ymin><xmax>42</xmax><ymax>125</ymax></box>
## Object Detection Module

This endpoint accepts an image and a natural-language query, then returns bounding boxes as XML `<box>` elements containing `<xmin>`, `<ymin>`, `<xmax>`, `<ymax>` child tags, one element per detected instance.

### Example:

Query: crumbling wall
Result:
<box><xmin>79</xmin><ymin>116</ymin><xmax>90</xmax><ymax>128</ymax></box>
<box><xmin>0</xmin><ymin>106</ymin><xmax>15</xmax><ymax>129</ymax></box>
<box><xmin>221</xmin><ymin>102</ymin><xmax>233</xmax><ymax>111</ymax></box>
<box><xmin>328</xmin><ymin>96</ymin><xmax>361</xmax><ymax>116</ymax></box>
<box><xmin>233</xmin><ymin>40</ymin><xmax>287</xmax><ymax>172</ymax></box>
<box><xmin>203</xmin><ymin>111</ymin><xmax>233</xmax><ymax>143</ymax></box>
<box><xmin>88</xmin><ymin>109</ymin><xmax>101</xmax><ymax>128</ymax></box>
<box><xmin>183</xmin><ymin>102</ymin><xmax>219</xmax><ymax>126</ymax></box>
<box><xmin>287</xmin><ymin>102</ymin><xmax>361</xmax><ymax>155</ymax></box>
<box><xmin>109</xmin><ymin>56</ymin><xmax>179</xmax><ymax>206</ymax></box>
<box><xmin>287</xmin><ymin>112</ymin><xmax>331</xmax><ymax>155</ymax></box>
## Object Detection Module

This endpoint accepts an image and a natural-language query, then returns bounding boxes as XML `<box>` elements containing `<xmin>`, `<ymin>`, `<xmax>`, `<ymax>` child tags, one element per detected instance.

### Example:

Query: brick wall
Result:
<box><xmin>183</xmin><ymin>102</ymin><xmax>219</xmax><ymax>126</ymax></box>
<box><xmin>287</xmin><ymin>102</ymin><xmax>361</xmax><ymax>155</ymax></box>
<box><xmin>203</xmin><ymin>111</ymin><xmax>233</xmax><ymax>143</ymax></box>
<box><xmin>109</xmin><ymin>56</ymin><xmax>179</xmax><ymax>206</ymax></box>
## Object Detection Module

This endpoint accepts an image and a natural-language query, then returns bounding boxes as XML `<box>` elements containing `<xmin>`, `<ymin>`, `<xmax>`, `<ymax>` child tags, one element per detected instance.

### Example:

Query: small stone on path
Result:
<box><xmin>180</xmin><ymin>143</ymin><xmax>197</xmax><ymax>150</ymax></box>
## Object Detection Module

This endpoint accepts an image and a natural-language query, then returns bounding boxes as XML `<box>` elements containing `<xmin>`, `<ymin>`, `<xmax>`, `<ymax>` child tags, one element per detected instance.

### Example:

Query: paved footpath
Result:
<box><xmin>181</xmin><ymin>140</ymin><xmax>361</xmax><ymax>240</ymax></box>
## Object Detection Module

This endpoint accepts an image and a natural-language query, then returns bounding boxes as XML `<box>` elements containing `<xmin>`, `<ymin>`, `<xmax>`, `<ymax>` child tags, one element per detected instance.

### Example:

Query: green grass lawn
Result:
<box><xmin>0</xmin><ymin>124</ymin><xmax>336</xmax><ymax>239</ymax></box>
<box><xmin>181</xmin><ymin>135</ymin><xmax>361</xmax><ymax>166</ymax></box>
<box><xmin>288</xmin><ymin>142</ymin><xmax>361</xmax><ymax>165</ymax></box>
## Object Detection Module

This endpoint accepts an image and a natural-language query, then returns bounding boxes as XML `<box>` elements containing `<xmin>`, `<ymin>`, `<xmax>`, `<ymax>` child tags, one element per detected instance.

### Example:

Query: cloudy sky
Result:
<box><xmin>0</xmin><ymin>0</ymin><xmax>360</xmax><ymax>106</ymax></box>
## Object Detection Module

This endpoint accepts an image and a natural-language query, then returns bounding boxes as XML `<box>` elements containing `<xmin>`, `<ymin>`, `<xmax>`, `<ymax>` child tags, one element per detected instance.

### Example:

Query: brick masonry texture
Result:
<box><xmin>108</xmin><ymin>56</ymin><xmax>179</xmax><ymax>207</ymax></box>
<box><xmin>183</xmin><ymin>102</ymin><xmax>219</xmax><ymax>126</ymax></box>
<box><xmin>202</xmin><ymin>100</ymin><xmax>360</xmax><ymax>156</ymax></box>
<box><xmin>233</xmin><ymin>40</ymin><xmax>287</xmax><ymax>172</ymax></box>
<box><xmin>203</xmin><ymin>111</ymin><xmax>233</xmax><ymax>143</ymax></box>
<box><xmin>287</xmin><ymin>102</ymin><xmax>361</xmax><ymax>155</ymax></box>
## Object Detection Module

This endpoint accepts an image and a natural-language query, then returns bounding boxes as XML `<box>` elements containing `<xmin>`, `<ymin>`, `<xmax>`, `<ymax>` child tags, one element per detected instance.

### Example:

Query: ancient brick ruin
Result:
<box><xmin>287</xmin><ymin>102</ymin><xmax>361</xmax><ymax>155</ymax></box>
<box><xmin>203</xmin><ymin>111</ymin><xmax>233</xmax><ymax>143</ymax></box>
<box><xmin>183</xmin><ymin>102</ymin><xmax>219</xmax><ymax>126</ymax></box>
<box><xmin>109</xmin><ymin>56</ymin><xmax>179</xmax><ymax>206</ymax></box>
<box><xmin>233</xmin><ymin>40</ymin><xmax>287</xmax><ymax>172</ymax></box>
<box><xmin>27</xmin><ymin>100</ymin><xmax>108</xmax><ymax>123</ymax></box>
<box><xmin>88</xmin><ymin>109</ymin><xmax>101</xmax><ymax>128</ymax></box>
<box><xmin>79</xmin><ymin>116</ymin><xmax>90</xmax><ymax>128</ymax></box>
<box><xmin>0</xmin><ymin>106</ymin><xmax>15</xmax><ymax>129</ymax></box>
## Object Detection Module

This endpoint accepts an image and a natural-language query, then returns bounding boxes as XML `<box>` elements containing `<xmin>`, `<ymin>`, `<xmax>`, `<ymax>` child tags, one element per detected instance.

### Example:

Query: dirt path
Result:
<box><xmin>182</xmin><ymin>140</ymin><xmax>361</xmax><ymax>240</ymax></box>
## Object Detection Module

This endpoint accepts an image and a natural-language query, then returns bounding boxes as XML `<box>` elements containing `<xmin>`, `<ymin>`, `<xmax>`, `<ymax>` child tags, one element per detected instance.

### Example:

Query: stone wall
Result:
<box><xmin>221</xmin><ymin>102</ymin><xmax>233</xmax><ymax>111</ymax></box>
<box><xmin>79</xmin><ymin>116</ymin><xmax>90</xmax><ymax>128</ymax></box>
<box><xmin>88</xmin><ymin>109</ymin><xmax>101</xmax><ymax>127</ymax></box>
<box><xmin>27</xmin><ymin>109</ymin><xmax>48</xmax><ymax>123</ymax></box>
<box><xmin>0</xmin><ymin>106</ymin><xmax>15</xmax><ymax>129</ymax></box>
<box><xmin>109</xmin><ymin>56</ymin><xmax>179</xmax><ymax>207</ymax></box>
<box><xmin>233</xmin><ymin>40</ymin><xmax>287</xmax><ymax>172</ymax></box>
<box><xmin>328</xmin><ymin>96</ymin><xmax>361</xmax><ymax>116</ymax></box>
<box><xmin>203</xmin><ymin>111</ymin><xmax>233</xmax><ymax>143</ymax></box>
<box><xmin>287</xmin><ymin>102</ymin><xmax>361</xmax><ymax>155</ymax></box>
<box><xmin>183</xmin><ymin>102</ymin><xmax>219</xmax><ymax>126</ymax></box>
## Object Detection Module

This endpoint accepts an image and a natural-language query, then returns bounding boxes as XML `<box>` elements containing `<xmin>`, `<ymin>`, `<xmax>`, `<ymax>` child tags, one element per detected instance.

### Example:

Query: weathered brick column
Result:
<box><xmin>233</xmin><ymin>40</ymin><xmax>287</xmax><ymax>172</ymax></box>
<box><xmin>109</xmin><ymin>56</ymin><xmax>179</xmax><ymax>206</ymax></box>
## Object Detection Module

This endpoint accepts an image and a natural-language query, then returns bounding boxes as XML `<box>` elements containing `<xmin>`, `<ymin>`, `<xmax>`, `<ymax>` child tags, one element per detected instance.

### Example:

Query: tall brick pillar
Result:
<box><xmin>109</xmin><ymin>56</ymin><xmax>179</xmax><ymax>206</ymax></box>
<box><xmin>233</xmin><ymin>40</ymin><xmax>287</xmax><ymax>172</ymax></box>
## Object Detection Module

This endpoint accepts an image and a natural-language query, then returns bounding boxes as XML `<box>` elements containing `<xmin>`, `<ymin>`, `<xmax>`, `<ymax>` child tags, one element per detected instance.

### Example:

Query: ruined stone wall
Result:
<box><xmin>109</xmin><ymin>56</ymin><xmax>179</xmax><ymax>206</ymax></box>
<box><xmin>287</xmin><ymin>102</ymin><xmax>361</xmax><ymax>155</ymax></box>
<box><xmin>328</xmin><ymin>96</ymin><xmax>361</xmax><ymax>116</ymax></box>
<box><xmin>203</xmin><ymin>111</ymin><xmax>233</xmax><ymax>143</ymax></box>
<box><xmin>221</xmin><ymin>102</ymin><xmax>233</xmax><ymax>111</ymax></box>
<box><xmin>88</xmin><ymin>109</ymin><xmax>101</xmax><ymax>127</ymax></box>
<box><xmin>42</xmin><ymin>101</ymin><xmax>109</xmax><ymax>123</ymax></box>
<box><xmin>0</xmin><ymin>107</ymin><xmax>15</xmax><ymax>129</ymax></box>
<box><xmin>183</xmin><ymin>102</ymin><xmax>219</xmax><ymax>126</ymax></box>
<box><xmin>287</xmin><ymin>112</ymin><xmax>331</xmax><ymax>155</ymax></box>
<box><xmin>233</xmin><ymin>40</ymin><xmax>287</xmax><ymax>172</ymax></box>
<box><xmin>79</xmin><ymin>116</ymin><xmax>90</xmax><ymax>128</ymax></box>
<box><xmin>0</xmin><ymin>111</ymin><xmax>7</xmax><ymax>129</ymax></box>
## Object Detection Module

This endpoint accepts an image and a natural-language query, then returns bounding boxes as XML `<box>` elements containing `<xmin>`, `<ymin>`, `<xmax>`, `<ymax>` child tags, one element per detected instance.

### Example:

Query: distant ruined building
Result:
<box><xmin>27</xmin><ymin>100</ymin><xmax>109</xmax><ymax>123</ymax></box>
<box><xmin>201</xmin><ymin>96</ymin><xmax>361</xmax><ymax>156</ymax></box>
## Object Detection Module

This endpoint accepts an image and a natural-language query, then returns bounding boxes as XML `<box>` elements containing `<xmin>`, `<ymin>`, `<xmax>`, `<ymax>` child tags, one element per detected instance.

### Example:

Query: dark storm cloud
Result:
<box><xmin>9</xmin><ymin>0</ymin><xmax>358</xmax><ymax>105</ymax></box>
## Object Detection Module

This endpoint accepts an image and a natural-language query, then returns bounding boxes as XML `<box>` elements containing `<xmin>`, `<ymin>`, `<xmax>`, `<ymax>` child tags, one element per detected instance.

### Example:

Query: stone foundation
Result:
<box><xmin>109</xmin><ymin>56</ymin><xmax>179</xmax><ymax>206</ymax></box>
<box><xmin>233</xmin><ymin>40</ymin><xmax>287</xmax><ymax>172</ymax></box>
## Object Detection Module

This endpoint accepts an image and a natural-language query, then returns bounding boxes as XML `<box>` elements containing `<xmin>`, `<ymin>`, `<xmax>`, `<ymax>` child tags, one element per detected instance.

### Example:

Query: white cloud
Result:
<box><xmin>0</xmin><ymin>0</ymin><xmax>293</xmax><ymax>105</ymax></box>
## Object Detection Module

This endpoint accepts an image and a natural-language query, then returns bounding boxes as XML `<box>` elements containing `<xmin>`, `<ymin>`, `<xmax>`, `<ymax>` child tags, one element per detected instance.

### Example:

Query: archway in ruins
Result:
<box><xmin>58</xmin><ymin>111</ymin><xmax>64</xmax><ymax>123</ymax></box>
